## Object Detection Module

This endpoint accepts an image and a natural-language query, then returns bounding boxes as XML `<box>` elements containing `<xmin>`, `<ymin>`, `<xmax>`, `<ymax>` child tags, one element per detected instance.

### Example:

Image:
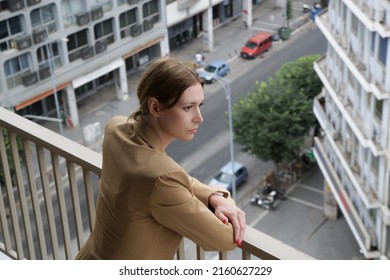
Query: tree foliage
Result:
<box><xmin>232</xmin><ymin>54</ymin><xmax>322</xmax><ymax>170</ymax></box>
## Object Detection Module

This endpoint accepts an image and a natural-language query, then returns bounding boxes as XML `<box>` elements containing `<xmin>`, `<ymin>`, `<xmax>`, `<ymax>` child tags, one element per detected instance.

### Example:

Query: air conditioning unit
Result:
<box><xmin>123</xmin><ymin>27</ymin><xmax>132</xmax><ymax>37</ymax></box>
<box><xmin>26</xmin><ymin>0</ymin><xmax>42</xmax><ymax>6</ymax></box>
<box><xmin>32</xmin><ymin>28</ymin><xmax>46</xmax><ymax>44</ymax></box>
<box><xmin>128</xmin><ymin>0</ymin><xmax>139</xmax><ymax>4</ymax></box>
<box><xmin>91</xmin><ymin>6</ymin><xmax>103</xmax><ymax>21</ymax></box>
<box><xmin>76</xmin><ymin>12</ymin><xmax>90</xmax><ymax>26</ymax></box>
<box><xmin>21</xmin><ymin>72</ymin><xmax>38</xmax><ymax>86</ymax></box>
<box><xmin>39</xmin><ymin>67</ymin><xmax>51</xmax><ymax>80</ymax></box>
<box><xmin>130</xmin><ymin>25</ymin><xmax>142</xmax><ymax>37</ymax></box>
<box><xmin>81</xmin><ymin>46</ymin><xmax>94</xmax><ymax>60</ymax></box>
<box><xmin>143</xmin><ymin>19</ymin><xmax>154</xmax><ymax>32</ymax></box>
<box><xmin>15</xmin><ymin>35</ymin><xmax>32</xmax><ymax>50</ymax></box>
<box><xmin>151</xmin><ymin>14</ymin><xmax>159</xmax><ymax>24</ymax></box>
<box><xmin>69</xmin><ymin>50</ymin><xmax>81</xmax><ymax>62</ymax></box>
<box><xmin>95</xmin><ymin>40</ymin><xmax>107</xmax><ymax>54</ymax></box>
<box><xmin>7</xmin><ymin>0</ymin><xmax>25</xmax><ymax>12</ymax></box>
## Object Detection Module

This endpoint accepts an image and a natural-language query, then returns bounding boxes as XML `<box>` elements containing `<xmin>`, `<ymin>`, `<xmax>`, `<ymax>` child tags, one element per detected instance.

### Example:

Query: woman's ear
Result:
<box><xmin>147</xmin><ymin>97</ymin><xmax>160</xmax><ymax>117</ymax></box>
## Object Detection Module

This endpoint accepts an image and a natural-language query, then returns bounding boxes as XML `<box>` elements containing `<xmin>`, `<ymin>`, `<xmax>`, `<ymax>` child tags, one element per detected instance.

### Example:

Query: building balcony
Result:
<box><xmin>316</xmin><ymin>10</ymin><xmax>389</xmax><ymax>102</ymax></box>
<box><xmin>0</xmin><ymin>106</ymin><xmax>314</xmax><ymax>260</ymax></box>
<box><xmin>314</xmin><ymin>56</ymin><xmax>385</xmax><ymax>157</ymax></box>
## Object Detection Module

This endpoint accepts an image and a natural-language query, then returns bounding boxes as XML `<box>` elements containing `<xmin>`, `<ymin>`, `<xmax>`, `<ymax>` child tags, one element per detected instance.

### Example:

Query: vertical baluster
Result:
<box><xmin>23</xmin><ymin>139</ymin><xmax>47</xmax><ymax>259</ymax></box>
<box><xmin>51</xmin><ymin>152</ymin><xmax>72</xmax><ymax>259</ymax></box>
<box><xmin>82</xmin><ymin>168</ymin><xmax>96</xmax><ymax>231</ymax></box>
<box><xmin>9</xmin><ymin>132</ymin><xmax>35</xmax><ymax>259</ymax></box>
<box><xmin>67</xmin><ymin>161</ymin><xmax>84</xmax><ymax>251</ymax></box>
<box><xmin>36</xmin><ymin>145</ymin><xmax>59</xmax><ymax>259</ymax></box>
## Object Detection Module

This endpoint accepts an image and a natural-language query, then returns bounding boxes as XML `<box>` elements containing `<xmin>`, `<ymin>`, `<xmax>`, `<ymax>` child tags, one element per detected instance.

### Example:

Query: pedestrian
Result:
<box><xmin>195</xmin><ymin>51</ymin><xmax>203</xmax><ymax>64</ymax></box>
<box><xmin>75</xmin><ymin>57</ymin><xmax>246</xmax><ymax>260</ymax></box>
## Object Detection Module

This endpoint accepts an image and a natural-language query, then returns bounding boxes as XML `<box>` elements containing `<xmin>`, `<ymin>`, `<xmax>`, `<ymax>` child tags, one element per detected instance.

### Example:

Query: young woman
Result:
<box><xmin>75</xmin><ymin>57</ymin><xmax>246</xmax><ymax>260</ymax></box>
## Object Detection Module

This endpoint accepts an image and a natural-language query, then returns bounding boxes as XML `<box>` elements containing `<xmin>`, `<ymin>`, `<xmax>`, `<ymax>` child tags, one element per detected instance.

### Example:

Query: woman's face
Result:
<box><xmin>157</xmin><ymin>83</ymin><xmax>204</xmax><ymax>143</ymax></box>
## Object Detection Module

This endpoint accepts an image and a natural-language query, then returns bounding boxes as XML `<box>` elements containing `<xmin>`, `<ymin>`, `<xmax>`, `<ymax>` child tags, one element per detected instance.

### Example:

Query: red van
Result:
<box><xmin>240</xmin><ymin>32</ymin><xmax>273</xmax><ymax>59</ymax></box>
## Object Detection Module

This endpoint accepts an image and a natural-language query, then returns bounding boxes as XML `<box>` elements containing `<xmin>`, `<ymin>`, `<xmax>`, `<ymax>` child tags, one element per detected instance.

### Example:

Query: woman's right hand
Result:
<box><xmin>209</xmin><ymin>193</ymin><xmax>246</xmax><ymax>246</ymax></box>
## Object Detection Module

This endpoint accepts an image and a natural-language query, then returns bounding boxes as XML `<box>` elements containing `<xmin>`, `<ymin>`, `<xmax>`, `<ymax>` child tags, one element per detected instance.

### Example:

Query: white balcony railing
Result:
<box><xmin>0</xmin><ymin>106</ymin><xmax>314</xmax><ymax>260</ymax></box>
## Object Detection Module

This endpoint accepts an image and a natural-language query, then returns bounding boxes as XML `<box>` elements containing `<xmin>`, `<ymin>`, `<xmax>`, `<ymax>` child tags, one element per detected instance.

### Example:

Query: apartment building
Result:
<box><xmin>0</xmin><ymin>0</ymin><xmax>247</xmax><ymax>128</ymax></box>
<box><xmin>313</xmin><ymin>0</ymin><xmax>390</xmax><ymax>259</ymax></box>
<box><xmin>0</xmin><ymin>0</ymin><xmax>169</xmax><ymax>128</ymax></box>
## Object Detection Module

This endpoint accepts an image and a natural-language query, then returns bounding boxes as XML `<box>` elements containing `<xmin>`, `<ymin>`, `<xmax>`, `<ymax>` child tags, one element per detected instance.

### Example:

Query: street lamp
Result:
<box><xmin>45</xmin><ymin>37</ymin><xmax>67</xmax><ymax>135</ymax></box>
<box><xmin>215</xmin><ymin>76</ymin><xmax>236</xmax><ymax>200</ymax></box>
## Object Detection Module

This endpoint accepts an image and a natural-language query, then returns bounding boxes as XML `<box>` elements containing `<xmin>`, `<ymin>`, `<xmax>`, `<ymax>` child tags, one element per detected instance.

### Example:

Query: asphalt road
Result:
<box><xmin>167</xmin><ymin>26</ymin><xmax>328</xmax><ymax>203</ymax></box>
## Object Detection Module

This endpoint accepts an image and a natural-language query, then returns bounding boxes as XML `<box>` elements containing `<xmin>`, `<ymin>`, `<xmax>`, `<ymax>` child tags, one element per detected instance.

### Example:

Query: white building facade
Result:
<box><xmin>313</xmin><ymin>0</ymin><xmax>390</xmax><ymax>259</ymax></box>
<box><xmin>0</xmin><ymin>0</ymin><xmax>251</xmax><ymax>127</ymax></box>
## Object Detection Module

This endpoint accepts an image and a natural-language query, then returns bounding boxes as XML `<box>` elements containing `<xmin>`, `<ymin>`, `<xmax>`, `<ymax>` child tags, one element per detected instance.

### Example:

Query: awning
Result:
<box><xmin>15</xmin><ymin>82</ymin><xmax>70</xmax><ymax>111</ymax></box>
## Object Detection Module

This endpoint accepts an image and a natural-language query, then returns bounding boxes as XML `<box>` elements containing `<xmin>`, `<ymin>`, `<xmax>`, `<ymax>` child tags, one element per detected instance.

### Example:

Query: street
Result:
<box><xmin>167</xmin><ymin>25</ymin><xmax>328</xmax><ymax>205</ymax></box>
<box><xmin>34</xmin><ymin>4</ymin><xmax>363</xmax><ymax>260</ymax></box>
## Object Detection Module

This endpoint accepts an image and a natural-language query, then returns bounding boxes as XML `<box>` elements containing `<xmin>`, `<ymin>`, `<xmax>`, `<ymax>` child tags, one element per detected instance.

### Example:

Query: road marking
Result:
<box><xmin>297</xmin><ymin>183</ymin><xmax>324</xmax><ymax>194</ymax></box>
<box><xmin>286</xmin><ymin>196</ymin><xmax>323</xmax><ymax>210</ymax></box>
<box><xmin>251</xmin><ymin>26</ymin><xmax>277</xmax><ymax>33</ymax></box>
<box><xmin>253</xmin><ymin>21</ymin><xmax>281</xmax><ymax>28</ymax></box>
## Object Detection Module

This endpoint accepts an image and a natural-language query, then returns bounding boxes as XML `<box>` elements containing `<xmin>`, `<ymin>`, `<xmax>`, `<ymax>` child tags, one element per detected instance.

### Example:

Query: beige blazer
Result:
<box><xmin>75</xmin><ymin>116</ymin><xmax>237</xmax><ymax>260</ymax></box>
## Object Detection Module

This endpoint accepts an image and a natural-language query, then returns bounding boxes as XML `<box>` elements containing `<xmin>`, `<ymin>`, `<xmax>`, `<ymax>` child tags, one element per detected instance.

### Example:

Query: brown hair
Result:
<box><xmin>129</xmin><ymin>57</ymin><xmax>204</xmax><ymax>121</ymax></box>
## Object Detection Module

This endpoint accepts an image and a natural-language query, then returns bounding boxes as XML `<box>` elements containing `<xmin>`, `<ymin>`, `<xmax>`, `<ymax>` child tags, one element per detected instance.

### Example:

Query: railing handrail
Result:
<box><xmin>0</xmin><ymin>106</ymin><xmax>102</xmax><ymax>174</ymax></box>
<box><xmin>0</xmin><ymin>106</ymin><xmax>315</xmax><ymax>260</ymax></box>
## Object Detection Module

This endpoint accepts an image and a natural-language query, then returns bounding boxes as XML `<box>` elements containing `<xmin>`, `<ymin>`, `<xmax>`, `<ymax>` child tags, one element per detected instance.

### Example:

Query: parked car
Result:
<box><xmin>240</xmin><ymin>31</ymin><xmax>273</xmax><ymax>59</ymax></box>
<box><xmin>208</xmin><ymin>161</ymin><xmax>249</xmax><ymax>193</ymax></box>
<box><xmin>196</xmin><ymin>59</ymin><xmax>230</xmax><ymax>83</ymax></box>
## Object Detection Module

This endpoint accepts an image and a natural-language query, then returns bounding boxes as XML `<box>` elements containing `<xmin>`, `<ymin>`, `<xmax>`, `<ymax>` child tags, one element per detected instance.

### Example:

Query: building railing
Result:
<box><xmin>0</xmin><ymin>106</ymin><xmax>314</xmax><ymax>260</ymax></box>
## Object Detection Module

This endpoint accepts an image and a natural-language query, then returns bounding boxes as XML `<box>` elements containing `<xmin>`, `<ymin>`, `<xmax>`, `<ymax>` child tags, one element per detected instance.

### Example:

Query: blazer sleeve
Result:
<box><xmin>150</xmin><ymin>169</ymin><xmax>237</xmax><ymax>252</ymax></box>
<box><xmin>190</xmin><ymin>177</ymin><xmax>233</xmax><ymax>207</ymax></box>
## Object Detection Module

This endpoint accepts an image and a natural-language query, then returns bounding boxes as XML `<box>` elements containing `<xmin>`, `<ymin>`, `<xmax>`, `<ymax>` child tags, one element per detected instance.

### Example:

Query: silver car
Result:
<box><xmin>208</xmin><ymin>161</ymin><xmax>249</xmax><ymax>193</ymax></box>
<box><xmin>196</xmin><ymin>59</ymin><xmax>230</xmax><ymax>83</ymax></box>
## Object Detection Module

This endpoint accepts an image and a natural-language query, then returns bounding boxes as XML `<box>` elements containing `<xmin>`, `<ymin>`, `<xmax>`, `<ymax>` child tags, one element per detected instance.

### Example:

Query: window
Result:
<box><xmin>370</xmin><ymin>32</ymin><xmax>375</xmax><ymax>53</ymax></box>
<box><xmin>37</xmin><ymin>42</ymin><xmax>61</xmax><ymax>70</ymax></box>
<box><xmin>0</xmin><ymin>16</ymin><xmax>23</xmax><ymax>52</ymax></box>
<box><xmin>31</xmin><ymin>4</ymin><xmax>57</xmax><ymax>34</ymax></box>
<box><xmin>67</xmin><ymin>29</ymin><xmax>88</xmax><ymax>61</ymax></box>
<box><xmin>351</xmin><ymin>13</ymin><xmax>358</xmax><ymax>35</ymax></box>
<box><xmin>379</xmin><ymin>35</ymin><xmax>388</xmax><ymax>65</ymax></box>
<box><xmin>142</xmin><ymin>0</ymin><xmax>159</xmax><ymax>21</ymax></box>
<box><xmin>91</xmin><ymin>0</ymin><xmax>113</xmax><ymax>12</ymax></box>
<box><xmin>117</xmin><ymin>0</ymin><xmax>127</xmax><ymax>6</ymax></box>
<box><xmin>119</xmin><ymin>8</ymin><xmax>137</xmax><ymax>38</ymax></box>
<box><xmin>94</xmin><ymin>18</ymin><xmax>114</xmax><ymax>45</ymax></box>
<box><xmin>61</xmin><ymin>0</ymin><xmax>87</xmax><ymax>27</ymax></box>
<box><xmin>374</xmin><ymin>98</ymin><xmax>383</xmax><ymax>121</ymax></box>
<box><xmin>4</xmin><ymin>53</ymin><xmax>31</xmax><ymax>89</ymax></box>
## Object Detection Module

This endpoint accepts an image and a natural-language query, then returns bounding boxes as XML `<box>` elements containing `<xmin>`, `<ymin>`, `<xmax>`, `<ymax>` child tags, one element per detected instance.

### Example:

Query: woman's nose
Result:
<box><xmin>194</xmin><ymin>109</ymin><xmax>203</xmax><ymax>123</ymax></box>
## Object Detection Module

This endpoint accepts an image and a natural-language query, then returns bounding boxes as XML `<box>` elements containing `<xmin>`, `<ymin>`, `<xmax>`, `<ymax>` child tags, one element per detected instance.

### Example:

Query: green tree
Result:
<box><xmin>231</xmin><ymin>54</ymin><xmax>322</xmax><ymax>173</ymax></box>
<box><xmin>275</xmin><ymin>54</ymin><xmax>322</xmax><ymax>100</ymax></box>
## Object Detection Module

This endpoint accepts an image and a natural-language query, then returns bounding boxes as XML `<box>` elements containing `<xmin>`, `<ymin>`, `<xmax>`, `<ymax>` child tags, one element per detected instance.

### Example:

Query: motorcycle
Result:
<box><xmin>250</xmin><ymin>191</ymin><xmax>275</xmax><ymax>210</ymax></box>
<box><xmin>262</xmin><ymin>183</ymin><xmax>287</xmax><ymax>201</ymax></box>
<box><xmin>302</xmin><ymin>4</ymin><xmax>310</xmax><ymax>13</ymax></box>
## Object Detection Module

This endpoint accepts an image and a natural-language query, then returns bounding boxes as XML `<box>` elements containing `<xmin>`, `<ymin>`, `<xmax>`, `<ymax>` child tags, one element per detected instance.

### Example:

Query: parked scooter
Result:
<box><xmin>262</xmin><ymin>183</ymin><xmax>287</xmax><ymax>201</ymax></box>
<box><xmin>302</xmin><ymin>4</ymin><xmax>310</xmax><ymax>13</ymax></box>
<box><xmin>250</xmin><ymin>191</ymin><xmax>275</xmax><ymax>210</ymax></box>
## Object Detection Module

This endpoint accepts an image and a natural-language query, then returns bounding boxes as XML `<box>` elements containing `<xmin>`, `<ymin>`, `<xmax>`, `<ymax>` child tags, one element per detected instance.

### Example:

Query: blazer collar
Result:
<box><xmin>133</xmin><ymin>119</ymin><xmax>165</xmax><ymax>153</ymax></box>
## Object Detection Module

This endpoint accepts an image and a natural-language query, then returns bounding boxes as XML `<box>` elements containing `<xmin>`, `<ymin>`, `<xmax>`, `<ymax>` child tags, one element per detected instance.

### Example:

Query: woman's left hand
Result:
<box><xmin>209</xmin><ymin>194</ymin><xmax>246</xmax><ymax>246</ymax></box>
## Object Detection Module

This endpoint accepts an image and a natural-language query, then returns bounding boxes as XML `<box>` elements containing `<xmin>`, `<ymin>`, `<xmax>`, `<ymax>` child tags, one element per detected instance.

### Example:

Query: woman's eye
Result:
<box><xmin>184</xmin><ymin>106</ymin><xmax>192</xmax><ymax>111</ymax></box>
